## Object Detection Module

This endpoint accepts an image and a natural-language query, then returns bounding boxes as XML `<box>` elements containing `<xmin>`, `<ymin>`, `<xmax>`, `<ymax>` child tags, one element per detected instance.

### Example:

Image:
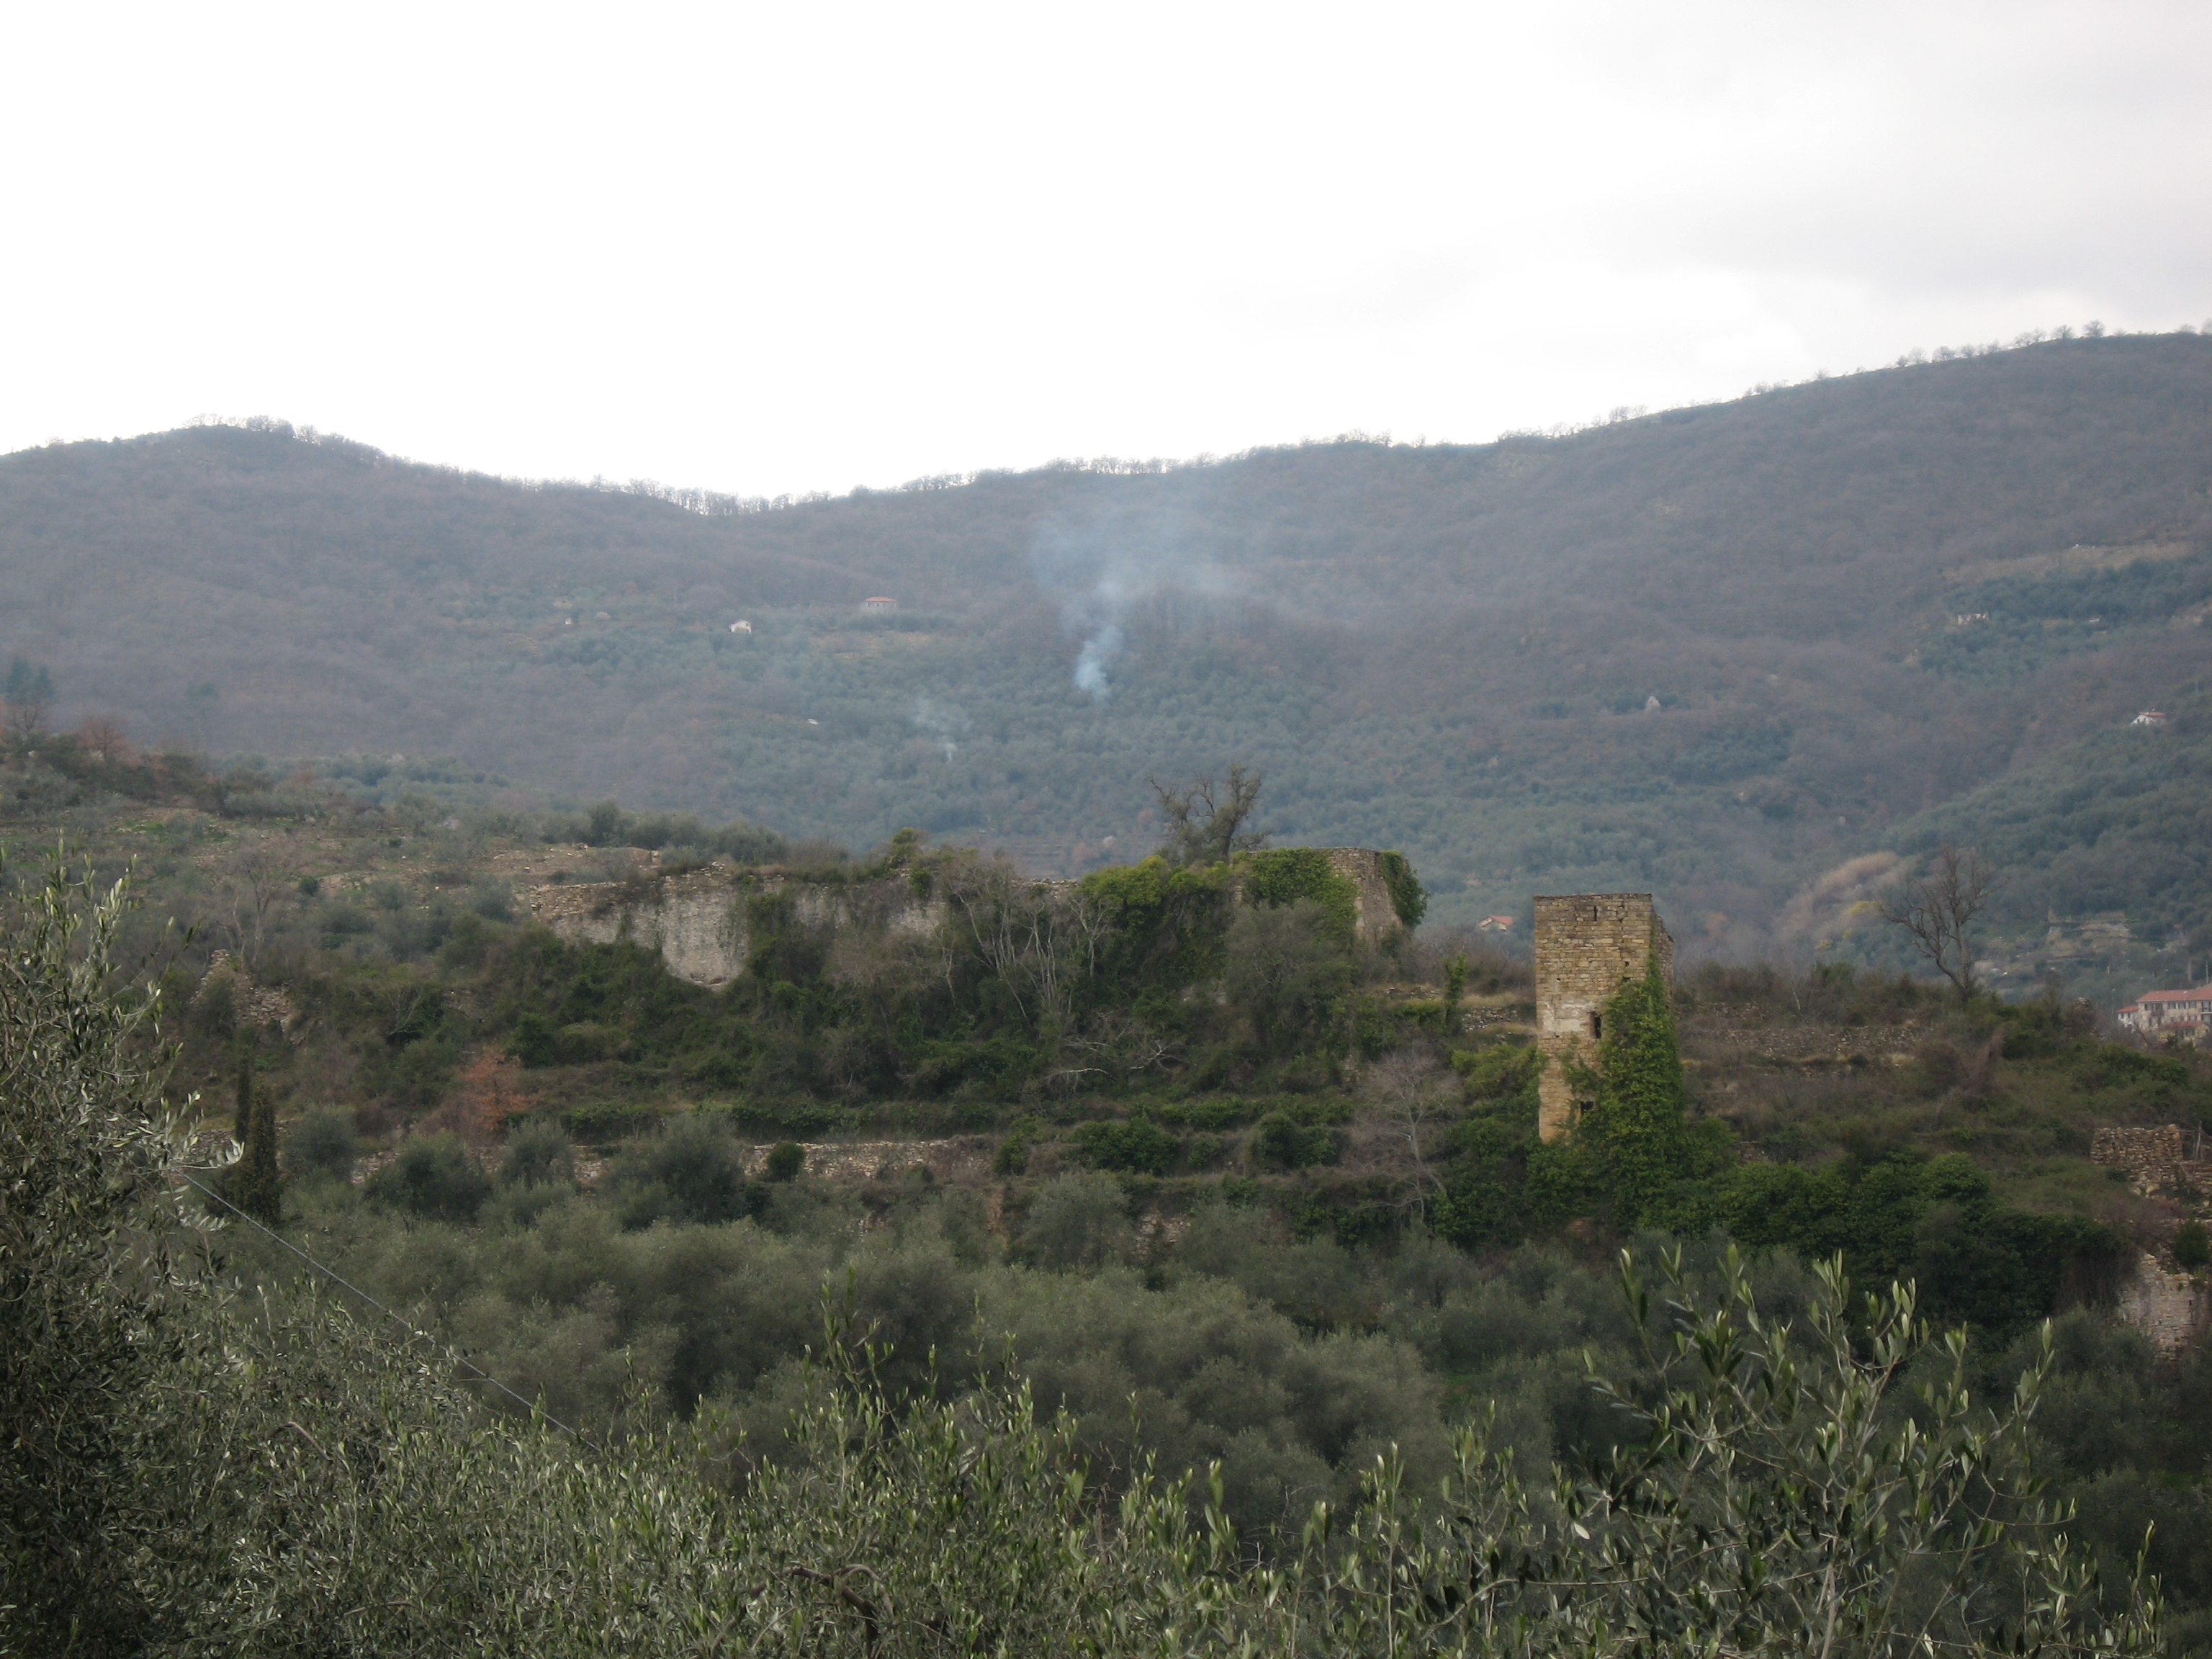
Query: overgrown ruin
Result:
<box><xmin>526</xmin><ymin>846</ymin><xmax>1413</xmax><ymax>989</ymax></box>
<box><xmin>1534</xmin><ymin>892</ymin><xmax>1675</xmax><ymax>1141</ymax></box>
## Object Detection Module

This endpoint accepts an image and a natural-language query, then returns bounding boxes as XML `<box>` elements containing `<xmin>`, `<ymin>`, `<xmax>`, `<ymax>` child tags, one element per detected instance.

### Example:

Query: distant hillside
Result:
<box><xmin>1847</xmin><ymin>688</ymin><xmax>2212</xmax><ymax>1004</ymax></box>
<box><xmin>6</xmin><ymin>333</ymin><xmax>2211</xmax><ymax>966</ymax></box>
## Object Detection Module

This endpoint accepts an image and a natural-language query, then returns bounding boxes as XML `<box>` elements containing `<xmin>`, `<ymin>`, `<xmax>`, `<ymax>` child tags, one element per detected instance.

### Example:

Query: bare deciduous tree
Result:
<box><xmin>219</xmin><ymin>835</ymin><xmax>293</xmax><ymax>966</ymax></box>
<box><xmin>940</xmin><ymin>855</ymin><xmax>1097</xmax><ymax>1031</ymax></box>
<box><xmin>73</xmin><ymin>714</ymin><xmax>131</xmax><ymax>764</ymax></box>
<box><xmin>1357</xmin><ymin>1047</ymin><xmax>1458</xmax><ymax>1204</ymax></box>
<box><xmin>1150</xmin><ymin>764</ymin><xmax>1267</xmax><ymax>866</ymax></box>
<box><xmin>1051</xmin><ymin>1008</ymin><xmax>1182</xmax><ymax>1092</ymax></box>
<box><xmin>1876</xmin><ymin>841</ymin><xmax>1997</xmax><ymax>1005</ymax></box>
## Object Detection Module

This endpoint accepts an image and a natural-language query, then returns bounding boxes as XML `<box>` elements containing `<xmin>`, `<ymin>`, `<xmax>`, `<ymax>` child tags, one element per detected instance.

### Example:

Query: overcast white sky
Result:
<box><xmin>3</xmin><ymin>0</ymin><xmax>2206</xmax><ymax>498</ymax></box>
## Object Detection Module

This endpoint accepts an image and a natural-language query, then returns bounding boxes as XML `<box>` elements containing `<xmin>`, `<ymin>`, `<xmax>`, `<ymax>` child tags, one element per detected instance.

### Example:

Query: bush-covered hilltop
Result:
<box><xmin>5</xmin><ymin>331</ymin><xmax>2212</xmax><ymax>953</ymax></box>
<box><xmin>0</xmin><ymin>857</ymin><xmax>2178</xmax><ymax>1655</ymax></box>
<box><xmin>3</xmin><ymin>724</ymin><xmax>2211</xmax><ymax>1647</ymax></box>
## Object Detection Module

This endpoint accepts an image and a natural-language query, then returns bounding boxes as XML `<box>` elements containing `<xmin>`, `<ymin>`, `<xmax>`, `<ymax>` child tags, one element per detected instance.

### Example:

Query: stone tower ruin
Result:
<box><xmin>1534</xmin><ymin>893</ymin><xmax>1674</xmax><ymax>1142</ymax></box>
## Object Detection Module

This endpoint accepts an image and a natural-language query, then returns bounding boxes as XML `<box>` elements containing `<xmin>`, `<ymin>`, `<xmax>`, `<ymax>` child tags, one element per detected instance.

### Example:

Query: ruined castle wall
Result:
<box><xmin>2092</xmin><ymin>1125</ymin><xmax>2190</xmax><ymax>1190</ymax></box>
<box><xmin>529</xmin><ymin>869</ymin><xmax>752</xmax><ymax>986</ymax></box>
<box><xmin>1324</xmin><ymin>848</ymin><xmax>1406</xmax><ymax>943</ymax></box>
<box><xmin>529</xmin><ymin>848</ymin><xmax>1403</xmax><ymax>990</ymax></box>
<box><xmin>2118</xmin><ymin>1251</ymin><xmax>2208</xmax><ymax>1352</ymax></box>
<box><xmin>1534</xmin><ymin>893</ymin><xmax>1673</xmax><ymax>1142</ymax></box>
<box><xmin>528</xmin><ymin>867</ymin><xmax>943</xmax><ymax>989</ymax></box>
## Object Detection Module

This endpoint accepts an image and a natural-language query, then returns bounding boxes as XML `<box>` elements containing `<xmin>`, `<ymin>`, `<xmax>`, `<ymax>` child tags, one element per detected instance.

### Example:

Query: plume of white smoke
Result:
<box><xmin>909</xmin><ymin>696</ymin><xmax>970</xmax><ymax>759</ymax></box>
<box><xmin>1033</xmin><ymin>502</ymin><xmax>1238</xmax><ymax>703</ymax></box>
<box><xmin>1071</xmin><ymin>624</ymin><xmax>1124</xmax><ymax>698</ymax></box>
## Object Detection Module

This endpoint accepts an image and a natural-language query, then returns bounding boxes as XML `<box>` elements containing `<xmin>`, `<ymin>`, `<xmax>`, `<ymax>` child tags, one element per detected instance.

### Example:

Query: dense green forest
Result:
<box><xmin>4</xmin><ymin>331</ymin><xmax>2210</xmax><ymax>965</ymax></box>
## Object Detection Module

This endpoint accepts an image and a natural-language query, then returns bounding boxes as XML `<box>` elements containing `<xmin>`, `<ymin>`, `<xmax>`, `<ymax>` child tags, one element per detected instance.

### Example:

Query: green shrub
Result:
<box><xmin>365</xmin><ymin>1132</ymin><xmax>490</xmax><ymax>1223</ymax></box>
<box><xmin>764</xmin><ymin>1141</ymin><xmax>806</xmax><ymax>1182</ymax></box>
<box><xmin>510</xmin><ymin>1010</ymin><xmax>558</xmax><ymax>1066</ymax></box>
<box><xmin>562</xmin><ymin>1102</ymin><xmax>649</xmax><ymax>1143</ymax></box>
<box><xmin>1223</xmin><ymin>901</ymin><xmax>1354</xmax><ymax>1054</ymax></box>
<box><xmin>1241</xmin><ymin>847</ymin><xmax>1359</xmax><ymax>940</ymax></box>
<box><xmin>497</xmin><ymin>1119</ymin><xmax>574</xmax><ymax>1189</ymax></box>
<box><xmin>284</xmin><ymin>1106</ymin><xmax>360</xmax><ymax>1182</ymax></box>
<box><xmin>607</xmin><ymin>1112</ymin><xmax>757</xmax><ymax>1227</ymax></box>
<box><xmin>1074</xmin><ymin>1112</ymin><xmax>1179</xmax><ymax>1174</ymax></box>
<box><xmin>2177</xmin><ymin>1220</ymin><xmax>2210</xmax><ymax>1272</ymax></box>
<box><xmin>1151</xmin><ymin>1096</ymin><xmax>1256</xmax><ymax>1130</ymax></box>
<box><xmin>1018</xmin><ymin>1172</ymin><xmax>1135</xmax><ymax>1270</ymax></box>
<box><xmin>992</xmin><ymin>1120</ymin><xmax>1033</xmax><ymax>1176</ymax></box>
<box><xmin>1377</xmin><ymin>848</ymin><xmax>1427</xmax><ymax>927</ymax></box>
<box><xmin>1246</xmin><ymin>1110</ymin><xmax>1340</xmax><ymax>1169</ymax></box>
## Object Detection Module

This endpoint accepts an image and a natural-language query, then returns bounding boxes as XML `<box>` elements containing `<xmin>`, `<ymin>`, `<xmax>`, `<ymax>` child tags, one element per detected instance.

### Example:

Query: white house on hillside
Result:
<box><xmin>2118</xmin><ymin>987</ymin><xmax>2212</xmax><ymax>1037</ymax></box>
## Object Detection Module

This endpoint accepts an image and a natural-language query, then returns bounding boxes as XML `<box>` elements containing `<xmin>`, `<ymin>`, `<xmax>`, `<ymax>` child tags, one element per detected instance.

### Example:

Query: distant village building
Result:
<box><xmin>2131</xmin><ymin>710</ymin><xmax>2169</xmax><ymax>728</ymax></box>
<box><xmin>1952</xmin><ymin>612</ymin><xmax>1990</xmax><ymax>626</ymax></box>
<box><xmin>1643</xmin><ymin>695</ymin><xmax>1662</xmax><ymax>712</ymax></box>
<box><xmin>1478</xmin><ymin>914</ymin><xmax>1516</xmax><ymax>932</ymax></box>
<box><xmin>861</xmin><ymin>596</ymin><xmax>897</xmax><ymax>613</ymax></box>
<box><xmin>729</xmin><ymin>619</ymin><xmax>752</xmax><ymax>635</ymax></box>
<box><xmin>2118</xmin><ymin>988</ymin><xmax>2212</xmax><ymax>1038</ymax></box>
<box><xmin>1533</xmin><ymin>894</ymin><xmax>1673</xmax><ymax>1142</ymax></box>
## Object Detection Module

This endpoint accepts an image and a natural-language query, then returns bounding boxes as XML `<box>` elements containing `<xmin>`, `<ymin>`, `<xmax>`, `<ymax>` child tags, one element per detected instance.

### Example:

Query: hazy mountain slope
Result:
<box><xmin>4</xmin><ymin>333</ymin><xmax>2209</xmax><ymax>956</ymax></box>
<box><xmin>1836</xmin><ymin>690</ymin><xmax>2212</xmax><ymax>1002</ymax></box>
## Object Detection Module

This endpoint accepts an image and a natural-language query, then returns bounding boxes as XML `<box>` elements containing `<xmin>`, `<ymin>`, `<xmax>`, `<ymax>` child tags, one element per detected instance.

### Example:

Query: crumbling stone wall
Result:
<box><xmin>529</xmin><ymin>866</ymin><xmax>941</xmax><ymax>989</ymax></box>
<box><xmin>1323</xmin><ymin>848</ymin><xmax>1406</xmax><ymax>943</ymax></box>
<box><xmin>197</xmin><ymin>950</ymin><xmax>300</xmax><ymax>1031</ymax></box>
<box><xmin>1534</xmin><ymin>894</ymin><xmax>1674</xmax><ymax>1142</ymax></box>
<box><xmin>530</xmin><ymin>867</ymin><xmax>755</xmax><ymax>987</ymax></box>
<box><xmin>742</xmin><ymin>1136</ymin><xmax>991</xmax><ymax>1182</ymax></box>
<box><xmin>532</xmin><ymin>848</ymin><xmax>1406</xmax><ymax>989</ymax></box>
<box><xmin>2118</xmin><ymin>1251</ymin><xmax>2208</xmax><ymax>1351</ymax></box>
<box><xmin>2089</xmin><ymin>1123</ymin><xmax>2212</xmax><ymax>1195</ymax></box>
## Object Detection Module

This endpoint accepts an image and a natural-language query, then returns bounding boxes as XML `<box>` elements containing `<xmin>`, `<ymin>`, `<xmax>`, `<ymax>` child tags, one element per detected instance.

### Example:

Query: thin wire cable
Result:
<box><xmin>178</xmin><ymin>1169</ymin><xmax>601</xmax><ymax>1451</ymax></box>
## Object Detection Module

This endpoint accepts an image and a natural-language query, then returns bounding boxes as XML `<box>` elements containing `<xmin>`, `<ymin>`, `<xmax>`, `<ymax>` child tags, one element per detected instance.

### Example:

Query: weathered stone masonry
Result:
<box><xmin>528</xmin><ymin>848</ymin><xmax>1413</xmax><ymax>991</ymax></box>
<box><xmin>1534</xmin><ymin>893</ymin><xmax>1674</xmax><ymax>1143</ymax></box>
<box><xmin>529</xmin><ymin>866</ymin><xmax>942</xmax><ymax>989</ymax></box>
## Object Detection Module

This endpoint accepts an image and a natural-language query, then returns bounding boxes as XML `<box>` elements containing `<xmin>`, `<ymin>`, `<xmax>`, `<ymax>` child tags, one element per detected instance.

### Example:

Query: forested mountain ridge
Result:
<box><xmin>6</xmin><ymin>331</ymin><xmax>2210</xmax><ymax>958</ymax></box>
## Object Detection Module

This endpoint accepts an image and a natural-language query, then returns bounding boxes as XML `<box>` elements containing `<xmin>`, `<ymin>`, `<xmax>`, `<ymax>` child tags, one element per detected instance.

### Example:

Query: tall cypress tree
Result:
<box><xmin>230</xmin><ymin>1050</ymin><xmax>252</xmax><ymax>1145</ymax></box>
<box><xmin>229</xmin><ymin>1057</ymin><xmax>281</xmax><ymax>1226</ymax></box>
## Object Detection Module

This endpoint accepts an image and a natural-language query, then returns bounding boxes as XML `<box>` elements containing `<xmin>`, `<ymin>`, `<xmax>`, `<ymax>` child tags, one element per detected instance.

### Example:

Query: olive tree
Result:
<box><xmin>0</xmin><ymin>855</ymin><xmax>212</xmax><ymax>1646</ymax></box>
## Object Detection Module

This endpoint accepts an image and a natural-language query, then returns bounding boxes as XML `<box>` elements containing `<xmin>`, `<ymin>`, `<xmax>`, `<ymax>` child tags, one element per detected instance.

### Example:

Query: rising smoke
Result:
<box><xmin>1033</xmin><ymin>499</ymin><xmax>1238</xmax><ymax>703</ymax></box>
<box><xmin>1072</xmin><ymin>624</ymin><xmax>1124</xmax><ymax>698</ymax></box>
<box><xmin>909</xmin><ymin>696</ymin><xmax>971</xmax><ymax>758</ymax></box>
